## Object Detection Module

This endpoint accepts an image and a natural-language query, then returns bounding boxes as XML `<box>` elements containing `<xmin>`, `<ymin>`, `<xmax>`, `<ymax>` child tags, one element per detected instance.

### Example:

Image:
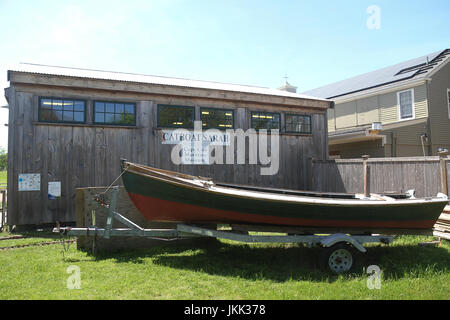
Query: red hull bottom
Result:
<box><xmin>128</xmin><ymin>192</ymin><xmax>436</xmax><ymax>229</ymax></box>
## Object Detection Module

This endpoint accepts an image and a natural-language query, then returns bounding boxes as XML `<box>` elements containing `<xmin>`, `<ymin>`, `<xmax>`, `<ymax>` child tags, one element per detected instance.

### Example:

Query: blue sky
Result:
<box><xmin>0</xmin><ymin>0</ymin><xmax>449</xmax><ymax>148</ymax></box>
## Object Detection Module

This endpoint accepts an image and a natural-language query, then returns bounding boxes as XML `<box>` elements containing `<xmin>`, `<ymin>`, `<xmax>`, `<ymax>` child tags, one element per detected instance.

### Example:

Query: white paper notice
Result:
<box><xmin>18</xmin><ymin>174</ymin><xmax>41</xmax><ymax>191</ymax></box>
<box><xmin>48</xmin><ymin>181</ymin><xmax>61</xmax><ymax>199</ymax></box>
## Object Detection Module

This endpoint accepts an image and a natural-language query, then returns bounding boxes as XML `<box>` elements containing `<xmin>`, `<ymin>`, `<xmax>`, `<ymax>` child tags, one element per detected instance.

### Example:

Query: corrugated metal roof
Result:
<box><xmin>8</xmin><ymin>63</ymin><xmax>328</xmax><ymax>102</ymax></box>
<box><xmin>303</xmin><ymin>49</ymin><xmax>449</xmax><ymax>99</ymax></box>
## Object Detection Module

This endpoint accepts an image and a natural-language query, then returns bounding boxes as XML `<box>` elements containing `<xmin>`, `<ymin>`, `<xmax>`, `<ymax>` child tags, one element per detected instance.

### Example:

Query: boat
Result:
<box><xmin>120</xmin><ymin>160</ymin><xmax>448</xmax><ymax>231</ymax></box>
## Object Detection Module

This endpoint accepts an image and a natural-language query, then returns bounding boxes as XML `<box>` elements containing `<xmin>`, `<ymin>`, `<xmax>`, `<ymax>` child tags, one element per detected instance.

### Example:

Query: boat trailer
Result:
<box><xmin>54</xmin><ymin>186</ymin><xmax>393</xmax><ymax>273</ymax></box>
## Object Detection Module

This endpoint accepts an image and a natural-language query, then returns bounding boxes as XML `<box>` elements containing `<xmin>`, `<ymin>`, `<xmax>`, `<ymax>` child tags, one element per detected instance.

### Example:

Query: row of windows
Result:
<box><xmin>38</xmin><ymin>98</ymin><xmax>312</xmax><ymax>134</ymax></box>
<box><xmin>158</xmin><ymin>105</ymin><xmax>312</xmax><ymax>133</ymax></box>
<box><xmin>39</xmin><ymin>98</ymin><xmax>136</xmax><ymax>125</ymax></box>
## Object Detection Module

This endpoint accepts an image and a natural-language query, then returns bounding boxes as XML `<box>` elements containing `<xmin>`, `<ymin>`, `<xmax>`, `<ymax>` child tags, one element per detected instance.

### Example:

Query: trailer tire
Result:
<box><xmin>320</xmin><ymin>243</ymin><xmax>355</xmax><ymax>274</ymax></box>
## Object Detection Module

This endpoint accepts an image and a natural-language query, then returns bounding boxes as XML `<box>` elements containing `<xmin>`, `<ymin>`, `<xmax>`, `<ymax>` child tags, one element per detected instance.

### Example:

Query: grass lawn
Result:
<box><xmin>0</xmin><ymin>171</ymin><xmax>6</xmax><ymax>186</ymax></box>
<box><xmin>0</xmin><ymin>233</ymin><xmax>449</xmax><ymax>300</ymax></box>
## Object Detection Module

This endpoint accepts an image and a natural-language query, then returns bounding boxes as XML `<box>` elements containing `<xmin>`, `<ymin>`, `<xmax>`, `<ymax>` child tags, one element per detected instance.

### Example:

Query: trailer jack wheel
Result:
<box><xmin>321</xmin><ymin>243</ymin><xmax>355</xmax><ymax>273</ymax></box>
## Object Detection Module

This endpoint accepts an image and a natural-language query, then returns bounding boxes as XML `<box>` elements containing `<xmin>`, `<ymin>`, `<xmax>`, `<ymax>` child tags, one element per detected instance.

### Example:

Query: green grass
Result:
<box><xmin>0</xmin><ymin>234</ymin><xmax>449</xmax><ymax>299</ymax></box>
<box><xmin>0</xmin><ymin>171</ymin><xmax>6</xmax><ymax>186</ymax></box>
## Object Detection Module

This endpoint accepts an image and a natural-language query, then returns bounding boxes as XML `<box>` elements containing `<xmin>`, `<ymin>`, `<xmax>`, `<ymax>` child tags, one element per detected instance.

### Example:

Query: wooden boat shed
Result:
<box><xmin>5</xmin><ymin>63</ymin><xmax>331</xmax><ymax>227</ymax></box>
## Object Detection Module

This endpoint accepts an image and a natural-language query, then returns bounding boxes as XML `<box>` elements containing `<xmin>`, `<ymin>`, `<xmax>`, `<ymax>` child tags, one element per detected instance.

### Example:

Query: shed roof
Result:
<box><xmin>303</xmin><ymin>49</ymin><xmax>450</xmax><ymax>99</ymax></box>
<box><xmin>8</xmin><ymin>63</ymin><xmax>328</xmax><ymax>102</ymax></box>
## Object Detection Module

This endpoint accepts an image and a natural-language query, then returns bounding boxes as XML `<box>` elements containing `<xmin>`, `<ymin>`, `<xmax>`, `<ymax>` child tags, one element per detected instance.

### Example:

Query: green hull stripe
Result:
<box><xmin>122</xmin><ymin>171</ymin><xmax>444</xmax><ymax>222</ymax></box>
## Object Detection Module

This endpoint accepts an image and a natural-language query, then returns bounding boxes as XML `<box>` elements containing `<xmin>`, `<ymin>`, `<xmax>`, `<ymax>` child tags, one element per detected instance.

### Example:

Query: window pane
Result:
<box><xmin>95</xmin><ymin>102</ymin><xmax>105</xmax><ymax>112</ymax></box>
<box><xmin>286</xmin><ymin>114</ymin><xmax>311</xmax><ymax>133</ymax></box>
<box><xmin>105</xmin><ymin>113</ymin><xmax>115</xmax><ymax>123</ymax></box>
<box><xmin>74</xmin><ymin>101</ymin><xmax>84</xmax><ymax>112</ymax></box>
<box><xmin>52</xmin><ymin>99</ymin><xmax>63</xmax><ymax>110</ymax></box>
<box><xmin>201</xmin><ymin>108</ymin><xmax>234</xmax><ymax>129</ymax></box>
<box><xmin>41</xmin><ymin>98</ymin><xmax>52</xmax><ymax>109</ymax></box>
<box><xmin>95</xmin><ymin>113</ymin><xmax>105</xmax><ymax>123</ymax></box>
<box><xmin>120</xmin><ymin>113</ymin><xmax>135</xmax><ymax>125</ymax></box>
<box><xmin>39</xmin><ymin>98</ymin><xmax>85</xmax><ymax>123</ymax></box>
<box><xmin>94</xmin><ymin>101</ymin><xmax>135</xmax><ymax>125</ymax></box>
<box><xmin>399</xmin><ymin>91</ymin><xmax>413</xmax><ymax>118</ymax></box>
<box><xmin>158</xmin><ymin>105</ymin><xmax>194</xmax><ymax>128</ymax></box>
<box><xmin>114</xmin><ymin>114</ymin><xmax>123</xmax><ymax>123</ymax></box>
<box><xmin>54</xmin><ymin>110</ymin><xmax>63</xmax><ymax>121</ymax></box>
<box><xmin>106</xmin><ymin>103</ymin><xmax>115</xmax><ymax>113</ymax></box>
<box><xmin>251</xmin><ymin>112</ymin><xmax>280</xmax><ymax>130</ymax></box>
<box><xmin>115</xmin><ymin>104</ymin><xmax>124</xmax><ymax>113</ymax></box>
<box><xmin>125</xmin><ymin>104</ymin><xmax>134</xmax><ymax>114</ymax></box>
<box><xmin>40</xmin><ymin>109</ymin><xmax>54</xmax><ymax>121</ymax></box>
<box><xmin>63</xmin><ymin>100</ymin><xmax>74</xmax><ymax>111</ymax></box>
<box><xmin>63</xmin><ymin>111</ymin><xmax>73</xmax><ymax>121</ymax></box>
<box><xmin>74</xmin><ymin>112</ymin><xmax>84</xmax><ymax>122</ymax></box>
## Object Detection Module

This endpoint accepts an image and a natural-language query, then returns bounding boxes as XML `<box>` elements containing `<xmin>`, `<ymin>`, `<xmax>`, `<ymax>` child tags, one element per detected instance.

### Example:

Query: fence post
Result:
<box><xmin>439</xmin><ymin>150</ymin><xmax>448</xmax><ymax>196</ymax></box>
<box><xmin>362</xmin><ymin>155</ymin><xmax>370</xmax><ymax>198</ymax></box>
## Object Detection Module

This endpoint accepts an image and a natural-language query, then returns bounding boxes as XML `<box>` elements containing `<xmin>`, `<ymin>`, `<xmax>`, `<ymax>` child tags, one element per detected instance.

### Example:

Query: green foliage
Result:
<box><xmin>0</xmin><ymin>147</ymin><xmax>6</xmax><ymax>171</ymax></box>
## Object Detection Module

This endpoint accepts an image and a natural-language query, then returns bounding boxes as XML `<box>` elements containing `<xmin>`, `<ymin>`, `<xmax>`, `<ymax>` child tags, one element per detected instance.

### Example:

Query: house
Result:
<box><xmin>303</xmin><ymin>49</ymin><xmax>450</xmax><ymax>159</ymax></box>
<box><xmin>4</xmin><ymin>63</ymin><xmax>330</xmax><ymax>227</ymax></box>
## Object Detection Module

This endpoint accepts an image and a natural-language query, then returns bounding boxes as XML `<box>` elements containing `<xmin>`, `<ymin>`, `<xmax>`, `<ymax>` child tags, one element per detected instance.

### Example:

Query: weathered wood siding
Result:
<box><xmin>7</xmin><ymin>85</ymin><xmax>328</xmax><ymax>226</ymax></box>
<box><xmin>311</xmin><ymin>156</ymin><xmax>450</xmax><ymax>198</ymax></box>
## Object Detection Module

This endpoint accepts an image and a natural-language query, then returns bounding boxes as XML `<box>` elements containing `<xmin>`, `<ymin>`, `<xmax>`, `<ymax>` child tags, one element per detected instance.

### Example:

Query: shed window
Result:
<box><xmin>39</xmin><ymin>98</ymin><xmax>85</xmax><ymax>123</ymax></box>
<box><xmin>94</xmin><ymin>101</ymin><xmax>136</xmax><ymax>125</ymax></box>
<box><xmin>398</xmin><ymin>89</ymin><xmax>414</xmax><ymax>120</ymax></box>
<box><xmin>158</xmin><ymin>105</ymin><xmax>195</xmax><ymax>128</ymax></box>
<box><xmin>285</xmin><ymin>114</ymin><xmax>312</xmax><ymax>134</ymax></box>
<box><xmin>201</xmin><ymin>108</ymin><xmax>234</xmax><ymax>129</ymax></box>
<box><xmin>251</xmin><ymin>111</ymin><xmax>280</xmax><ymax>130</ymax></box>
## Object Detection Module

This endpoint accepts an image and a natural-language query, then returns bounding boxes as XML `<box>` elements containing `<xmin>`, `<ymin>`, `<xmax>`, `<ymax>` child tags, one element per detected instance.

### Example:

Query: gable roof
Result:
<box><xmin>8</xmin><ymin>63</ymin><xmax>328</xmax><ymax>102</ymax></box>
<box><xmin>303</xmin><ymin>49</ymin><xmax>450</xmax><ymax>99</ymax></box>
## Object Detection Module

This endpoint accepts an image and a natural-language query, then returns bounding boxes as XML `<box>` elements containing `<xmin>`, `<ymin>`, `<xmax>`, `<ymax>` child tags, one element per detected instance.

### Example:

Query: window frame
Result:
<box><xmin>250</xmin><ymin>111</ymin><xmax>281</xmax><ymax>131</ymax></box>
<box><xmin>200</xmin><ymin>107</ymin><xmax>235</xmax><ymax>130</ymax></box>
<box><xmin>397</xmin><ymin>89</ymin><xmax>415</xmax><ymax>121</ymax></box>
<box><xmin>38</xmin><ymin>97</ymin><xmax>86</xmax><ymax>124</ymax></box>
<box><xmin>284</xmin><ymin>113</ymin><xmax>312</xmax><ymax>134</ymax></box>
<box><xmin>93</xmin><ymin>100</ymin><xmax>137</xmax><ymax>126</ymax></box>
<box><xmin>157</xmin><ymin>104</ymin><xmax>195</xmax><ymax>129</ymax></box>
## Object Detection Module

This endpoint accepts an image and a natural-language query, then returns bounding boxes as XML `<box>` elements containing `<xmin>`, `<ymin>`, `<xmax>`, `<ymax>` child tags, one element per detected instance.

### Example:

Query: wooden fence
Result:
<box><xmin>311</xmin><ymin>156</ymin><xmax>450</xmax><ymax>198</ymax></box>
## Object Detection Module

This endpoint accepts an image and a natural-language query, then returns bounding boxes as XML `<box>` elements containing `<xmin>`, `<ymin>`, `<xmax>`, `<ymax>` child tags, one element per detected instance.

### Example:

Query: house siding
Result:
<box><xmin>428</xmin><ymin>60</ymin><xmax>450</xmax><ymax>154</ymax></box>
<box><xmin>329</xmin><ymin>84</ymin><xmax>429</xmax><ymax>128</ymax></box>
<box><xmin>327</xmin><ymin>108</ymin><xmax>336</xmax><ymax>132</ymax></box>
<box><xmin>335</xmin><ymin>101</ymin><xmax>357</xmax><ymax>129</ymax></box>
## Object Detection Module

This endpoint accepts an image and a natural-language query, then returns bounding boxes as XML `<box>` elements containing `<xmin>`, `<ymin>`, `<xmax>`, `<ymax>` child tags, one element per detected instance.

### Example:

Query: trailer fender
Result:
<box><xmin>320</xmin><ymin>234</ymin><xmax>366</xmax><ymax>253</ymax></box>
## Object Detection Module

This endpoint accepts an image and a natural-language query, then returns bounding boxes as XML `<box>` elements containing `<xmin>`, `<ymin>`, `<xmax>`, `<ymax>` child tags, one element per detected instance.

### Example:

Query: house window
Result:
<box><xmin>94</xmin><ymin>101</ymin><xmax>136</xmax><ymax>125</ymax></box>
<box><xmin>285</xmin><ymin>114</ymin><xmax>312</xmax><ymax>134</ymax></box>
<box><xmin>251</xmin><ymin>111</ymin><xmax>280</xmax><ymax>130</ymax></box>
<box><xmin>397</xmin><ymin>89</ymin><xmax>414</xmax><ymax>120</ymax></box>
<box><xmin>158</xmin><ymin>105</ymin><xmax>195</xmax><ymax>128</ymax></box>
<box><xmin>39</xmin><ymin>97</ymin><xmax>85</xmax><ymax>123</ymax></box>
<box><xmin>200</xmin><ymin>108</ymin><xmax>234</xmax><ymax>129</ymax></box>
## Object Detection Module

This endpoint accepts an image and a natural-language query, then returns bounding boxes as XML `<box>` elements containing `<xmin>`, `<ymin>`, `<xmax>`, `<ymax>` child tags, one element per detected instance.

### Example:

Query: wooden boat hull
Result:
<box><xmin>121</xmin><ymin>162</ymin><xmax>448</xmax><ymax>230</ymax></box>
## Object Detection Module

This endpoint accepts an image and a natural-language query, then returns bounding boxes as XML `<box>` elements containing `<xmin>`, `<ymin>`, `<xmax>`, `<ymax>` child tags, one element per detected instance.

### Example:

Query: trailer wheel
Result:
<box><xmin>321</xmin><ymin>243</ymin><xmax>355</xmax><ymax>273</ymax></box>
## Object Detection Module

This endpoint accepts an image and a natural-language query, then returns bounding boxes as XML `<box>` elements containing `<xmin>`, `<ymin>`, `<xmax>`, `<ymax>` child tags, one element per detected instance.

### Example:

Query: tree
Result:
<box><xmin>0</xmin><ymin>147</ymin><xmax>7</xmax><ymax>171</ymax></box>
